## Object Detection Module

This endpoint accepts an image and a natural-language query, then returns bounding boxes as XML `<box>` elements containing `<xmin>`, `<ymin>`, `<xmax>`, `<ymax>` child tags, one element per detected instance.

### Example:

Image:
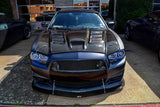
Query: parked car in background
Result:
<box><xmin>34</xmin><ymin>11</ymin><xmax>55</xmax><ymax>30</ymax></box>
<box><xmin>35</xmin><ymin>11</ymin><xmax>55</xmax><ymax>21</ymax></box>
<box><xmin>125</xmin><ymin>10</ymin><xmax>160</xmax><ymax>61</ymax></box>
<box><xmin>0</xmin><ymin>13</ymin><xmax>31</xmax><ymax>50</ymax></box>
<box><xmin>30</xmin><ymin>9</ymin><xmax>126</xmax><ymax>97</ymax></box>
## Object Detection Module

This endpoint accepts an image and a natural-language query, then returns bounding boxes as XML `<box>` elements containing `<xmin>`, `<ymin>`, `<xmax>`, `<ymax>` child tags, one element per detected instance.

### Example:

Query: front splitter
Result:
<box><xmin>32</xmin><ymin>79</ymin><xmax>123</xmax><ymax>97</ymax></box>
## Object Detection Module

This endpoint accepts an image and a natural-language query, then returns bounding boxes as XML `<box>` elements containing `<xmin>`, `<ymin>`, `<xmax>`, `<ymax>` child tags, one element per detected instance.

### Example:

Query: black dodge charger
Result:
<box><xmin>30</xmin><ymin>9</ymin><xmax>126</xmax><ymax>97</ymax></box>
<box><xmin>125</xmin><ymin>10</ymin><xmax>160</xmax><ymax>61</ymax></box>
<box><xmin>0</xmin><ymin>13</ymin><xmax>31</xmax><ymax>50</ymax></box>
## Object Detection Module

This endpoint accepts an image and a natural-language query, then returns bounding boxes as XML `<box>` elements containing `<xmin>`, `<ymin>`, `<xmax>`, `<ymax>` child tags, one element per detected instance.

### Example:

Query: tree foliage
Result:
<box><xmin>116</xmin><ymin>0</ymin><xmax>153</xmax><ymax>33</ymax></box>
<box><xmin>0</xmin><ymin>0</ymin><xmax>13</xmax><ymax>17</ymax></box>
<box><xmin>108</xmin><ymin>0</ymin><xmax>115</xmax><ymax>19</ymax></box>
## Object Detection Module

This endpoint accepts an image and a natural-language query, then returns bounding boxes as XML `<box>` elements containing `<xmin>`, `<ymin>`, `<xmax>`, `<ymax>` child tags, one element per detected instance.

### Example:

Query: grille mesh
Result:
<box><xmin>51</xmin><ymin>60</ymin><xmax>105</xmax><ymax>70</ymax></box>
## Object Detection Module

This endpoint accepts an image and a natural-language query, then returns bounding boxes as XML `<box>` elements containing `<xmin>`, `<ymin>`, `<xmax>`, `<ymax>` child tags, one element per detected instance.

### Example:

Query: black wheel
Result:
<box><xmin>125</xmin><ymin>26</ymin><xmax>132</xmax><ymax>41</ymax></box>
<box><xmin>24</xmin><ymin>26</ymin><xmax>31</xmax><ymax>39</ymax></box>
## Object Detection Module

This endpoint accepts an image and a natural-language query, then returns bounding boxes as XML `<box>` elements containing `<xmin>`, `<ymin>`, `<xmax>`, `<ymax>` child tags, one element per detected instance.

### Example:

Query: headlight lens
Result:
<box><xmin>0</xmin><ymin>24</ymin><xmax>8</xmax><ymax>31</ymax></box>
<box><xmin>108</xmin><ymin>50</ymin><xmax>125</xmax><ymax>63</ymax></box>
<box><xmin>30</xmin><ymin>52</ymin><xmax>48</xmax><ymax>64</ymax></box>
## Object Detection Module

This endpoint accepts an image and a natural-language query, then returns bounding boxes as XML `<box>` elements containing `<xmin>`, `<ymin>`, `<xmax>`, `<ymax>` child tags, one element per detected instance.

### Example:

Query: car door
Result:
<box><xmin>1</xmin><ymin>16</ymin><xmax>17</xmax><ymax>47</ymax></box>
<box><xmin>11</xmin><ymin>19</ymin><xmax>25</xmax><ymax>41</ymax></box>
<box><xmin>130</xmin><ymin>18</ymin><xmax>146</xmax><ymax>41</ymax></box>
<box><xmin>141</xmin><ymin>13</ymin><xmax>159</xmax><ymax>46</ymax></box>
<box><xmin>2</xmin><ymin>16</ymin><xmax>24</xmax><ymax>47</ymax></box>
<box><xmin>0</xmin><ymin>15</ymin><xmax>8</xmax><ymax>49</ymax></box>
<box><xmin>7</xmin><ymin>18</ymin><xmax>25</xmax><ymax>44</ymax></box>
<box><xmin>142</xmin><ymin>20</ymin><xmax>155</xmax><ymax>46</ymax></box>
<box><xmin>5</xmin><ymin>18</ymin><xmax>19</xmax><ymax>46</ymax></box>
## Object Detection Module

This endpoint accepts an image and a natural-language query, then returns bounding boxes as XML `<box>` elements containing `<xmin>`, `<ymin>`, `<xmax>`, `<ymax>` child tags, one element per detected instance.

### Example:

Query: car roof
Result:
<box><xmin>151</xmin><ymin>10</ymin><xmax>160</xmax><ymax>13</ymax></box>
<box><xmin>153</xmin><ymin>10</ymin><xmax>160</xmax><ymax>13</ymax></box>
<box><xmin>57</xmin><ymin>9</ymin><xmax>99</xmax><ymax>14</ymax></box>
<box><xmin>148</xmin><ymin>10</ymin><xmax>160</xmax><ymax>17</ymax></box>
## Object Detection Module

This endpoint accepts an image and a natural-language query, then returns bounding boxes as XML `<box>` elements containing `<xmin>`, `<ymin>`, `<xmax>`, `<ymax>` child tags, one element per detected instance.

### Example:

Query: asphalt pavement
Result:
<box><xmin>0</xmin><ymin>34</ymin><xmax>159</xmax><ymax>105</ymax></box>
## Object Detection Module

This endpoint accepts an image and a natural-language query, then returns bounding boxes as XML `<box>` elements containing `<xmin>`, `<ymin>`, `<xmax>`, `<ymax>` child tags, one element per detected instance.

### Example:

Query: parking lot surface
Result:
<box><xmin>0</xmin><ymin>34</ymin><xmax>159</xmax><ymax>105</ymax></box>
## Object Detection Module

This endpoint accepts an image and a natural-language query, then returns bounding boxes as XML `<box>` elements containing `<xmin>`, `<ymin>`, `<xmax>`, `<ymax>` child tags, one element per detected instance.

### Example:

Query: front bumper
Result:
<box><xmin>31</xmin><ymin>52</ymin><xmax>126</xmax><ymax>97</ymax></box>
<box><xmin>32</xmin><ymin>72</ymin><xmax>123</xmax><ymax>97</ymax></box>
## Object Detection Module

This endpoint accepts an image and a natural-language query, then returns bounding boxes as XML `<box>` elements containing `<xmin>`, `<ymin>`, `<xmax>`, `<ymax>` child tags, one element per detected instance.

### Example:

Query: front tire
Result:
<box><xmin>125</xmin><ymin>26</ymin><xmax>132</xmax><ymax>41</ymax></box>
<box><xmin>24</xmin><ymin>26</ymin><xmax>31</xmax><ymax>39</ymax></box>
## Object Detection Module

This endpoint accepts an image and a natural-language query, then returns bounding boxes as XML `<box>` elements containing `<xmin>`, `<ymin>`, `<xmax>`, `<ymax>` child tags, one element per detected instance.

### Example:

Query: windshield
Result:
<box><xmin>49</xmin><ymin>12</ymin><xmax>106</xmax><ymax>29</ymax></box>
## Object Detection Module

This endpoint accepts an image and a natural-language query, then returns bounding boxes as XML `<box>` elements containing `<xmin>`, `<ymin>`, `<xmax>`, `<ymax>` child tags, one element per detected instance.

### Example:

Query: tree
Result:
<box><xmin>116</xmin><ymin>0</ymin><xmax>153</xmax><ymax>33</ymax></box>
<box><xmin>0</xmin><ymin>0</ymin><xmax>13</xmax><ymax>17</ymax></box>
<box><xmin>108</xmin><ymin>0</ymin><xmax>114</xmax><ymax>19</ymax></box>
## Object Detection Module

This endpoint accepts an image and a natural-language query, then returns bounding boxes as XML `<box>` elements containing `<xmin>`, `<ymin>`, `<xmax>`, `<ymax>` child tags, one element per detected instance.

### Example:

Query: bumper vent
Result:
<box><xmin>50</xmin><ymin>76</ymin><xmax>105</xmax><ymax>88</ymax></box>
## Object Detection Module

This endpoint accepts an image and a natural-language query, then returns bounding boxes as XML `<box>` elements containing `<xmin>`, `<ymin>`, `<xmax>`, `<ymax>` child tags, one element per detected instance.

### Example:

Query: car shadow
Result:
<box><xmin>0</xmin><ymin>55</ymin><xmax>122</xmax><ymax>105</ymax></box>
<box><xmin>0</xmin><ymin>55</ymin><xmax>49</xmax><ymax>105</ymax></box>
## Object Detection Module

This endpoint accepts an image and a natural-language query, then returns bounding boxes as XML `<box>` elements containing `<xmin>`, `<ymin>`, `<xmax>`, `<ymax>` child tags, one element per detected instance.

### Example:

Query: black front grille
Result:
<box><xmin>50</xmin><ymin>60</ymin><xmax>107</xmax><ymax>88</ymax></box>
<box><xmin>51</xmin><ymin>60</ymin><xmax>105</xmax><ymax>71</ymax></box>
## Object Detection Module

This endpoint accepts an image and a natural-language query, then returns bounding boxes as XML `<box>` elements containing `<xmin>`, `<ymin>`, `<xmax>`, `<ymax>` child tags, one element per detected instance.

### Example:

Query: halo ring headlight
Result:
<box><xmin>30</xmin><ymin>52</ymin><xmax>48</xmax><ymax>64</ymax></box>
<box><xmin>108</xmin><ymin>50</ymin><xmax>125</xmax><ymax>63</ymax></box>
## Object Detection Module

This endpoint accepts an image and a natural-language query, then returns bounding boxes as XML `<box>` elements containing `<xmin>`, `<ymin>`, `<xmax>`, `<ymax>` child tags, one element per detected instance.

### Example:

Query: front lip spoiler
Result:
<box><xmin>32</xmin><ymin>79</ymin><xmax>123</xmax><ymax>97</ymax></box>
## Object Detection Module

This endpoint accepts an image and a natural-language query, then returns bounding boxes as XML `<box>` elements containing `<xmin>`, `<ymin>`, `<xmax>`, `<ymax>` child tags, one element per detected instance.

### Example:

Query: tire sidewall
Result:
<box><xmin>125</xmin><ymin>26</ymin><xmax>131</xmax><ymax>40</ymax></box>
<box><xmin>24</xmin><ymin>26</ymin><xmax>31</xmax><ymax>39</ymax></box>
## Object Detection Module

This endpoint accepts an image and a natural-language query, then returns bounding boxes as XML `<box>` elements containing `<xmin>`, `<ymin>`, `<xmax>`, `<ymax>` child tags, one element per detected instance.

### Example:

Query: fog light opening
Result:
<box><xmin>52</xmin><ymin>62</ymin><xmax>60</xmax><ymax>71</ymax></box>
<box><xmin>96</xmin><ymin>61</ymin><xmax>105</xmax><ymax>69</ymax></box>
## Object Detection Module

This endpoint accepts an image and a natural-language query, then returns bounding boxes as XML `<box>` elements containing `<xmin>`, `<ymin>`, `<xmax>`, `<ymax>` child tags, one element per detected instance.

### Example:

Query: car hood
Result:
<box><xmin>50</xmin><ymin>29</ymin><xmax>106</xmax><ymax>54</ymax></box>
<box><xmin>35</xmin><ymin>29</ymin><xmax>120</xmax><ymax>55</ymax></box>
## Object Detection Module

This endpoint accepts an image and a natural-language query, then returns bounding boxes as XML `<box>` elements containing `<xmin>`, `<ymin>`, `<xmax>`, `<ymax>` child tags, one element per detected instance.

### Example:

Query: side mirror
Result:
<box><xmin>107</xmin><ymin>21</ymin><xmax>115</xmax><ymax>25</ymax></box>
<box><xmin>107</xmin><ymin>21</ymin><xmax>116</xmax><ymax>30</ymax></box>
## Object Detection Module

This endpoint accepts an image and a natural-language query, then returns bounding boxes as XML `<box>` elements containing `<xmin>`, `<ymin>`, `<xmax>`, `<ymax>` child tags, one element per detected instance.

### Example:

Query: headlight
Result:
<box><xmin>108</xmin><ymin>50</ymin><xmax>125</xmax><ymax>63</ymax></box>
<box><xmin>0</xmin><ymin>24</ymin><xmax>8</xmax><ymax>31</ymax></box>
<box><xmin>30</xmin><ymin>52</ymin><xmax>48</xmax><ymax>64</ymax></box>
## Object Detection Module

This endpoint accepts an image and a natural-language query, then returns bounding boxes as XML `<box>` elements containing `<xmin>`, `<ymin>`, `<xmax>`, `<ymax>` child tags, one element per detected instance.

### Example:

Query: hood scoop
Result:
<box><xmin>69</xmin><ymin>38</ymin><xmax>86</xmax><ymax>49</ymax></box>
<box><xmin>66</xmin><ymin>30</ymin><xmax>89</xmax><ymax>50</ymax></box>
